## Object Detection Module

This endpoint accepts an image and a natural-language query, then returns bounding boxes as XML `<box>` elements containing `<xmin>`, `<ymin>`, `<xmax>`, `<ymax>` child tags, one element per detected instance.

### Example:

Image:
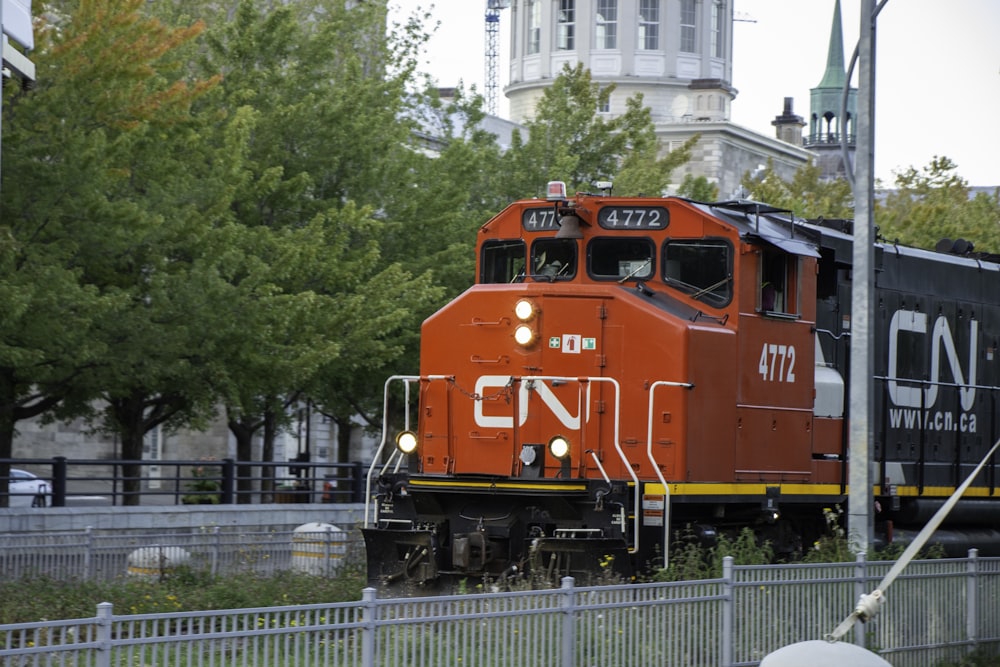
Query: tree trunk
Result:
<box><xmin>111</xmin><ymin>390</ymin><xmax>148</xmax><ymax>506</ymax></box>
<box><xmin>227</xmin><ymin>410</ymin><xmax>259</xmax><ymax>504</ymax></box>
<box><xmin>261</xmin><ymin>408</ymin><xmax>276</xmax><ymax>500</ymax></box>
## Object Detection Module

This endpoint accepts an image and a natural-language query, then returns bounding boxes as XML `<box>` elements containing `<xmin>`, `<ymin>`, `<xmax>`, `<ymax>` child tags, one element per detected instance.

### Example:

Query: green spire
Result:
<box><xmin>816</xmin><ymin>0</ymin><xmax>846</xmax><ymax>89</ymax></box>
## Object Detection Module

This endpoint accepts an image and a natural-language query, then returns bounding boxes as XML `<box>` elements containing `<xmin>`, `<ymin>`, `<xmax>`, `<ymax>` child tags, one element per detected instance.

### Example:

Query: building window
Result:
<box><xmin>596</xmin><ymin>0</ymin><xmax>617</xmax><ymax>49</ymax></box>
<box><xmin>557</xmin><ymin>0</ymin><xmax>575</xmax><ymax>50</ymax></box>
<box><xmin>598</xmin><ymin>96</ymin><xmax>610</xmax><ymax>113</ymax></box>
<box><xmin>711</xmin><ymin>1</ymin><xmax>725</xmax><ymax>58</ymax></box>
<box><xmin>680</xmin><ymin>0</ymin><xmax>696</xmax><ymax>53</ymax></box>
<box><xmin>528</xmin><ymin>0</ymin><xmax>541</xmax><ymax>54</ymax></box>
<box><xmin>638</xmin><ymin>0</ymin><xmax>659</xmax><ymax>50</ymax></box>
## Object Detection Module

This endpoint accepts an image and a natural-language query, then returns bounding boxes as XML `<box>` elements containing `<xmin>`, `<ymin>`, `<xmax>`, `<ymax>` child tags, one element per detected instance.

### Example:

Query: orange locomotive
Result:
<box><xmin>362</xmin><ymin>182</ymin><xmax>1000</xmax><ymax>587</ymax></box>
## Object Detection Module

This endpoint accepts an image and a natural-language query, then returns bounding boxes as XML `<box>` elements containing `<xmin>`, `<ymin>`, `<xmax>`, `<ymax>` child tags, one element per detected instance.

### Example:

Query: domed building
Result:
<box><xmin>503</xmin><ymin>0</ymin><xmax>816</xmax><ymax>197</ymax></box>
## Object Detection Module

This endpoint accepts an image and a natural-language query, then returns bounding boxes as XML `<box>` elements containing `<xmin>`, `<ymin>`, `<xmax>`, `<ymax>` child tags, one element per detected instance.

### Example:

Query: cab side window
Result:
<box><xmin>760</xmin><ymin>249</ymin><xmax>797</xmax><ymax>315</ymax></box>
<box><xmin>662</xmin><ymin>239</ymin><xmax>732</xmax><ymax>307</ymax></box>
<box><xmin>480</xmin><ymin>240</ymin><xmax>527</xmax><ymax>283</ymax></box>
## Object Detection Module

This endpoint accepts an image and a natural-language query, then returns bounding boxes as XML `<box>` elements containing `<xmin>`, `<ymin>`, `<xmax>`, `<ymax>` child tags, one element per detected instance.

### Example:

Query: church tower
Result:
<box><xmin>804</xmin><ymin>0</ymin><xmax>857</xmax><ymax>179</ymax></box>
<box><xmin>503</xmin><ymin>0</ymin><xmax>812</xmax><ymax>197</ymax></box>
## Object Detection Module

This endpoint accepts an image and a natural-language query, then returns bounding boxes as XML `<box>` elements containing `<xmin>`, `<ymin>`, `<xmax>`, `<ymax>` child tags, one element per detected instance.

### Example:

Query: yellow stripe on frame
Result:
<box><xmin>644</xmin><ymin>482</ymin><xmax>998</xmax><ymax>498</ymax></box>
<box><xmin>409</xmin><ymin>479</ymin><xmax>589</xmax><ymax>492</ymax></box>
<box><xmin>644</xmin><ymin>483</ymin><xmax>846</xmax><ymax>496</ymax></box>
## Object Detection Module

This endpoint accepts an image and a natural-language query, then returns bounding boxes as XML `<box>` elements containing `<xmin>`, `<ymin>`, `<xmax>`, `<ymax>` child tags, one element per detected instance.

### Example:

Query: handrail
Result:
<box><xmin>364</xmin><ymin>375</ymin><xmax>419</xmax><ymax>528</ymax></box>
<box><xmin>647</xmin><ymin>380</ymin><xmax>695</xmax><ymax>568</ymax></box>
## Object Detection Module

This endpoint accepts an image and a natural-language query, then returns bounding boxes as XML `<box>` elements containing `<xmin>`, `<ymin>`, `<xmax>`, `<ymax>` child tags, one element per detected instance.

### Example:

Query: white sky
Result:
<box><xmin>391</xmin><ymin>0</ymin><xmax>1000</xmax><ymax>187</ymax></box>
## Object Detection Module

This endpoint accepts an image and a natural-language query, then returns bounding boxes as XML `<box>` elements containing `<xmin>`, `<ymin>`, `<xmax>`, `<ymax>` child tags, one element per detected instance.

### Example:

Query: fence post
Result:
<box><xmin>96</xmin><ymin>601</ymin><xmax>113</xmax><ymax>667</ymax></box>
<box><xmin>722</xmin><ymin>556</ymin><xmax>734</xmax><ymax>667</ymax></box>
<box><xmin>324</xmin><ymin>525</ymin><xmax>333</xmax><ymax>577</ymax></box>
<box><xmin>351</xmin><ymin>462</ymin><xmax>365</xmax><ymax>503</ymax></box>
<box><xmin>211</xmin><ymin>526</ymin><xmax>220</xmax><ymax>576</ymax></box>
<box><xmin>967</xmin><ymin>548</ymin><xmax>979</xmax><ymax>650</ymax></box>
<box><xmin>361</xmin><ymin>587</ymin><xmax>377</xmax><ymax>667</ymax></box>
<box><xmin>52</xmin><ymin>456</ymin><xmax>67</xmax><ymax>507</ymax></box>
<box><xmin>220</xmin><ymin>458</ymin><xmax>235</xmax><ymax>505</ymax></box>
<box><xmin>84</xmin><ymin>526</ymin><xmax>93</xmax><ymax>579</ymax></box>
<box><xmin>560</xmin><ymin>576</ymin><xmax>576</xmax><ymax>667</ymax></box>
<box><xmin>854</xmin><ymin>551</ymin><xmax>868</xmax><ymax>647</ymax></box>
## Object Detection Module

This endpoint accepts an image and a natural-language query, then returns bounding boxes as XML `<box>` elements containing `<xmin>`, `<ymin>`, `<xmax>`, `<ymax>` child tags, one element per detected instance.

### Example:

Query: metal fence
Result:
<box><xmin>2</xmin><ymin>457</ymin><xmax>367</xmax><ymax>507</ymax></box>
<box><xmin>1</xmin><ymin>549</ymin><xmax>999</xmax><ymax>667</ymax></box>
<box><xmin>0</xmin><ymin>526</ymin><xmax>363</xmax><ymax>582</ymax></box>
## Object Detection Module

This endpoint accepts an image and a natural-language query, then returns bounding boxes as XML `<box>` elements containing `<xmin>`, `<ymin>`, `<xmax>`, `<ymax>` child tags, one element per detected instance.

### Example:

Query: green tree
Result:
<box><xmin>188</xmin><ymin>0</ymin><xmax>442</xmax><ymax>483</ymax></box>
<box><xmin>676</xmin><ymin>174</ymin><xmax>720</xmax><ymax>202</ymax></box>
<box><xmin>1</xmin><ymin>0</ymin><xmax>234</xmax><ymax>503</ymax></box>
<box><xmin>499</xmin><ymin>64</ymin><xmax>693</xmax><ymax>199</ymax></box>
<box><xmin>613</xmin><ymin>98</ymin><xmax>697</xmax><ymax>198</ymax></box>
<box><xmin>740</xmin><ymin>159</ymin><xmax>854</xmax><ymax>219</ymax></box>
<box><xmin>877</xmin><ymin>156</ymin><xmax>1000</xmax><ymax>253</ymax></box>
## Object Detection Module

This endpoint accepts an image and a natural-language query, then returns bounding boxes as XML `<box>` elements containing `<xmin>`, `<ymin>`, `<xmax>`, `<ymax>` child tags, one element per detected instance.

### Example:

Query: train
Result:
<box><xmin>362</xmin><ymin>182</ymin><xmax>1000</xmax><ymax>588</ymax></box>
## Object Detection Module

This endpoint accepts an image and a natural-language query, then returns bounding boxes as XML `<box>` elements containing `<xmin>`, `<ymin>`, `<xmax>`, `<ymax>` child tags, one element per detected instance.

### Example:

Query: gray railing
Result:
<box><xmin>2</xmin><ymin>457</ymin><xmax>367</xmax><ymax>507</ymax></box>
<box><xmin>1</xmin><ymin>552</ymin><xmax>999</xmax><ymax>666</ymax></box>
<box><xmin>0</xmin><ymin>526</ymin><xmax>363</xmax><ymax>581</ymax></box>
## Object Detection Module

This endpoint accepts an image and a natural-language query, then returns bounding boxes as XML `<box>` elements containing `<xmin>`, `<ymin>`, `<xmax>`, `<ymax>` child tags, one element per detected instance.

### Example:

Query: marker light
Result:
<box><xmin>548</xmin><ymin>435</ymin><xmax>571</xmax><ymax>459</ymax></box>
<box><xmin>514</xmin><ymin>299</ymin><xmax>536</xmax><ymax>322</ymax></box>
<box><xmin>396</xmin><ymin>430</ymin><xmax>418</xmax><ymax>455</ymax></box>
<box><xmin>546</xmin><ymin>181</ymin><xmax>568</xmax><ymax>201</ymax></box>
<box><xmin>514</xmin><ymin>325</ymin><xmax>535</xmax><ymax>346</ymax></box>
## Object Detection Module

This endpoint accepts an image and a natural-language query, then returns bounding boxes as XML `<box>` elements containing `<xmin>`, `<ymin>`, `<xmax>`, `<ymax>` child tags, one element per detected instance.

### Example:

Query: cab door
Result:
<box><xmin>735</xmin><ymin>249</ymin><xmax>816</xmax><ymax>479</ymax></box>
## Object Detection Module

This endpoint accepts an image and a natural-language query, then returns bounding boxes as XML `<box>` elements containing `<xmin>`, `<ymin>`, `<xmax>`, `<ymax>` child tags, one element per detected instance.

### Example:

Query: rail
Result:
<box><xmin>1</xmin><ymin>457</ymin><xmax>366</xmax><ymax>507</ymax></box>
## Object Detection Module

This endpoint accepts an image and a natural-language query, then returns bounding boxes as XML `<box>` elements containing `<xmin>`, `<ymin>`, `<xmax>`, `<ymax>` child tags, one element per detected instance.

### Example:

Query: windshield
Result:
<box><xmin>588</xmin><ymin>237</ymin><xmax>655</xmax><ymax>281</ymax></box>
<box><xmin>530</xmin><ymin>239</ymin><xmax>577</xmax><ymax>281</ymax></box>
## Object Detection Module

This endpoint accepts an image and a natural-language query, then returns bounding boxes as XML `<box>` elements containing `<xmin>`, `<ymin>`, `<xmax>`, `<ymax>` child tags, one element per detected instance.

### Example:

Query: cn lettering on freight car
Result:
<box><xmin>887</xmin><ymin>309</ymin><xmax>978</xmax><ymax>412</ymax></box>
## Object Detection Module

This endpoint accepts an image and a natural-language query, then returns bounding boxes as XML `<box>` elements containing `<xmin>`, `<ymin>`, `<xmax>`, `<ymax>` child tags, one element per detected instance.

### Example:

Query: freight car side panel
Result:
<box><xmin>872</xmin><ymin>252</ymin><xmax>999</xmax><ymax>494</ymax></box>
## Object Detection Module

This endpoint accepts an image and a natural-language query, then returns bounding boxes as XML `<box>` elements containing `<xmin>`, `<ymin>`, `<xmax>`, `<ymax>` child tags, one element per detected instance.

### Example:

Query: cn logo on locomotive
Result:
<box><xmin>473</xmin><ymin>375</ymin><xmax>584</xmax><ymax>429</ymax></box>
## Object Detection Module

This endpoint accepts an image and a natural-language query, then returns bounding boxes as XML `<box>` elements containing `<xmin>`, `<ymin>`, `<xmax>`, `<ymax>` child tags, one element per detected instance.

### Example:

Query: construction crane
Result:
<box><xmin>485</xmin><ymin>0</ymin><xmax>510</xmax><ymax>115</ymax></box>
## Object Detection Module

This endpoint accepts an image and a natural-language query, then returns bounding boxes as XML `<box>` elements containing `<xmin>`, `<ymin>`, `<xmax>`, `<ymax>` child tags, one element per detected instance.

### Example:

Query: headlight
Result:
<box><xmin>396</xmin><ymin>430</ymin><xmax>418</xmax><ymax>454</ymax></box>
<box><xmin>514</xmin><ymin>324</ymin><xmax>535</xmax><ymax>346</ymax></box>
<box><xmin>514</xmin><ymin>299</ymin><xmax>536</xmax><ymax>322</ymax></box>
<box><xmin>548</xmin><ymin>435</ymin><xmax>571</xmax><ymax>459</ymax></box>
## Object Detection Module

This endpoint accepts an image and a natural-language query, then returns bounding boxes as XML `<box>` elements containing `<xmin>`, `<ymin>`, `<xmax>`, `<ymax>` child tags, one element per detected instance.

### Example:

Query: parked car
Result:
<box><xmin>7</xmin><ymin>469</ymin><xmax>50</xmax><ymax>507</ymax></box>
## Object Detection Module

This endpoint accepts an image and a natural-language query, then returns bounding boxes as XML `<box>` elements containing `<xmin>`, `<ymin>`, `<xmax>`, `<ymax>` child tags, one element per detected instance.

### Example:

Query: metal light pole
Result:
<box><xmin>848</xmin><ymin>0</ymin><xmax>877</xmax><ymax>554</ymax></box>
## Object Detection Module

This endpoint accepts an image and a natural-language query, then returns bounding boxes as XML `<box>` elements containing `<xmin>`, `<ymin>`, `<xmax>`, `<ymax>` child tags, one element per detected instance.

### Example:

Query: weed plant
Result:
<box><xmin>0</xmin><ymin>566</ymin><xmax>366</xmax><ymax>625</ymax></box>
<box><xmin>652</xmin><ymin>506</ymin><xmax>946</xmax><ymax>582</ymax></box>
<box><xmin>936</xmin><ymin>647</ymin><xmax>1000</xmax><ymax>666</ymax></box>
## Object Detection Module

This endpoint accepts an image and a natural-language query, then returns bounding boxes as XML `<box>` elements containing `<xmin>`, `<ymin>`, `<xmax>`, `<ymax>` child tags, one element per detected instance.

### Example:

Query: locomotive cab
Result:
<box><xmin>362</xmin><ymin>186</ymin><xmax>849</xmax><ymax>589</ymax></box>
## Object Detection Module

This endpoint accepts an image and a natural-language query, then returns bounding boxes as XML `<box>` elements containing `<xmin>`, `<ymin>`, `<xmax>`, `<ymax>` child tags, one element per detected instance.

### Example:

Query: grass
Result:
<box><xmin>0</xmin><ymin>565</ymin><xmax>367</xmax><ymax>625</ymax></box>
